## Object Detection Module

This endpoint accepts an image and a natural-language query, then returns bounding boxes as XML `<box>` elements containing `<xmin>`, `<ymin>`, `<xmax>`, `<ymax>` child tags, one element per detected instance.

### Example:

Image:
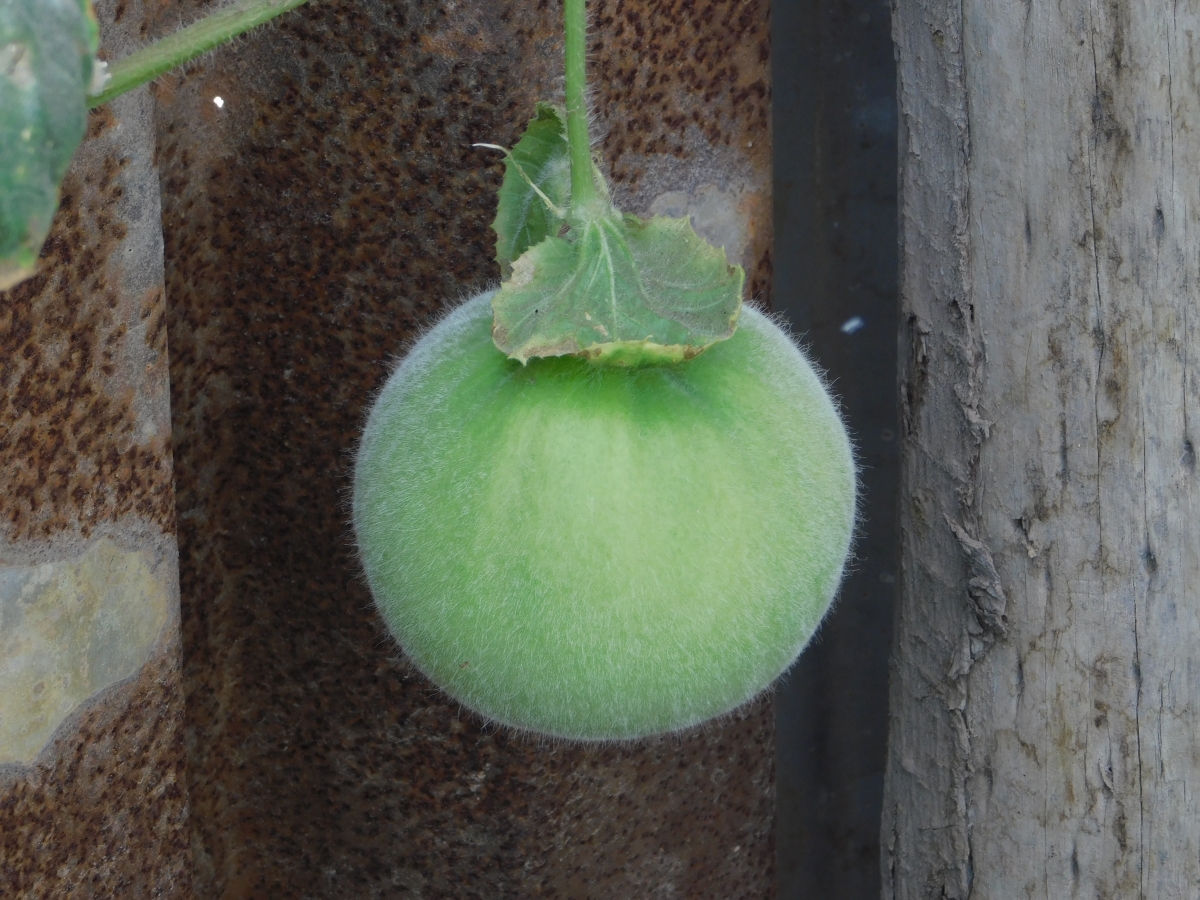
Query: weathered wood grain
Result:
<box><xmin>884</xmin><ymin>0</ymin><xmax>1200</xmax><ymax>896</ymax></box>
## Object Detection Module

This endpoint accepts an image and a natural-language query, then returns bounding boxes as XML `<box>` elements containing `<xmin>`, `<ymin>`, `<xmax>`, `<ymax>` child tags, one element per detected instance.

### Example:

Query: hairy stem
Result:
<box><xmin>87</xmin><ymin>0</ymin><xmax>309</xmax><ymax>108</ymax></box>
<box><xmin>563</xmin><ymin>0</ymin><xmax>598</xmax><ymax>212</ymax></box>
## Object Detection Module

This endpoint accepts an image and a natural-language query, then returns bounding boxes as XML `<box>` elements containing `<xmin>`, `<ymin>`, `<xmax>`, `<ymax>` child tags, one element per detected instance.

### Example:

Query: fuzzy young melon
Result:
<box><xmin>353</xmin><ymin>292</ymin><xmax>855</xmax><ymax>740</ymax></box>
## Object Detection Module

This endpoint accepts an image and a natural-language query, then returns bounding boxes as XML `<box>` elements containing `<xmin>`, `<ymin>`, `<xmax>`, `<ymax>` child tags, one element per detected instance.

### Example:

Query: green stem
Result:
<box><xmin>87</xmin><ymin>0</ymin><xmax>309</xmax><ymax>108</ymax></box>
<box><xmin>563</xmin><ymin>0</ymin><xmax>598</xmax><ymax>211</ymax></box>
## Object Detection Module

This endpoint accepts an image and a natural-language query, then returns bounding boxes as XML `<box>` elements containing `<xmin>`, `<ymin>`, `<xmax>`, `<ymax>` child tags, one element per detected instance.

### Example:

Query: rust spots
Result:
<box><xmin>85</xmin><ymin>106</ymin><xmax>118</xmax><ymax>141</ymax></box>
<box><xmin>591</xmin><ymin>0</ymin><xmax>772</xmax><ymax>303</ymax></box>
<box><xmin>0</xmin><ymin>639</ymin><xmax>191</xmax><ymax>899</ymax></box>
<box><xmin>0</xmin><ymin>164</ymin><xmax>174</xmax><ymax>543</ymax></box>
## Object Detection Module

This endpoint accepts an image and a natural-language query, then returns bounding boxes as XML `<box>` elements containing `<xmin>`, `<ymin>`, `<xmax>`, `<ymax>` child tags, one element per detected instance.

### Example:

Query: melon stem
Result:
<box><xmin>563</xmin><ymin>0</ymin><xmax>599</xmax><ymax>213</ymax></box>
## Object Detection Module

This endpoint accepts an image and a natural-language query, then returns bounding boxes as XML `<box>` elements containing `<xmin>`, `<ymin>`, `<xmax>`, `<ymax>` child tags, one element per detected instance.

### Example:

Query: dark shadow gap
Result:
<box><xmin>773</xmin><ymin>0</ymin><xmax>900</xmax><ymax>896</ymax></box>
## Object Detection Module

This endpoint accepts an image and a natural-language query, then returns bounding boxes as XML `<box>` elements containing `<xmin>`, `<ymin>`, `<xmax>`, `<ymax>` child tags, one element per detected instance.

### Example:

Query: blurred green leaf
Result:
<box><xmin>1</xmin><ymin>0</ymin><xmax>95</xmax><ymax>290</ymax></box>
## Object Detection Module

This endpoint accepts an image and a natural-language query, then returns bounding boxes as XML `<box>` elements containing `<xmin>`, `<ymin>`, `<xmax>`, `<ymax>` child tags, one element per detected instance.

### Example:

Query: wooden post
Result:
<box><xmin>883</xmin><ymin>0</ymin><xmax>1200</xmax><ymax>895</ymax></box>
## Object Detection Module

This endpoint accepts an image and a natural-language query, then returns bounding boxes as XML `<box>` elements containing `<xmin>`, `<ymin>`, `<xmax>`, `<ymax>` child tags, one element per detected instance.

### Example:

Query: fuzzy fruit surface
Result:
<box><xmin>353</xmin><ymin>293</ymin><xmax>855</xmax><ymax>740</ymax></box>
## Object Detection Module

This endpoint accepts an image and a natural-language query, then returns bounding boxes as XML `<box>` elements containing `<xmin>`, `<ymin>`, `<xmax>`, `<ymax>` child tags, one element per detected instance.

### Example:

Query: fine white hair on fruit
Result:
<box><xmin>353</xmin><ymin>290</ymin><xmax>857</xmax><ymax>740</ymax></box>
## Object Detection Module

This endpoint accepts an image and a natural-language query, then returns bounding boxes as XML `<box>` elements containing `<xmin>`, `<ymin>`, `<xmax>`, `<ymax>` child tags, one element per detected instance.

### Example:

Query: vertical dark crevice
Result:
<box><xmin>773</xmin><ymin>0</ymin><xmax>899</xmax><ymax>895</ymax></box>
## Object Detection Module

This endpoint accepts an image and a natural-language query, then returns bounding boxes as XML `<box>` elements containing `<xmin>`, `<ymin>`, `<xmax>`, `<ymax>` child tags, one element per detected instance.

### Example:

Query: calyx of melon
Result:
<box><xmin>479</xmin><ymin>0</ymin><xmax>745</xmax><ymax>368</ymax></box>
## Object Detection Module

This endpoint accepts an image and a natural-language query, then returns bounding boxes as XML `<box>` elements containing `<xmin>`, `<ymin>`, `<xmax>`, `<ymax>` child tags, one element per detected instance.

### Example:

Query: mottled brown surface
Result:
<box><xmin>0</xmin><ymin>634</ymin><xmax>191</xmax><ymax>899</ymax></box>
<box><xmin>592</xmin><ymin>0</ymin><xmax>773</xmax><ymax>303</ymax></box>
<box><xmin>153</xmin><ymin>0</ymin><xmax>773</xmax><ymax>895</ymax></box>
<box><xmin>0</xmin><ymin>109</ymin><xmax>173</xmax><ymax>545</ymax></box>
<box><xmin>0</xmin><ymin>0</ymin><xmax>192</xmax><ymax>892</ymax></box>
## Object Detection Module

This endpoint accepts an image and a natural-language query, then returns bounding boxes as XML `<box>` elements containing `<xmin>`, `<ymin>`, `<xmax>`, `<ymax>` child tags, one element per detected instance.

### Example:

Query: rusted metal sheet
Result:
<box><xmin>592</xmin><ymin>0</ymin><xmax>773</xmax><ymax>303</ymax></box>
<box><xmin>0</xmin><ymin>0</ymin><xmax>190</xmax><ymax>894</ymax></box>
<box><xmin>152</xmin><ymin>0</ymin><xmax>772</xmax><ymax>895</ymax></box>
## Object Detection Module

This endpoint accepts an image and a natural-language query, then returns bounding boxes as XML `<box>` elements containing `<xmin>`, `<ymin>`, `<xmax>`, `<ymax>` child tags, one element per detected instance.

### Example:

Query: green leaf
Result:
<box><xmin>0</xmin><ymin>0</ymin><xmax>95</xmax><ymax>290</ymax></box>
<box><xmin>491</xmin><ymin>102</ymin><xmax>571</xmax><ymax>278</ymax></box>
<box><xmin>491</xmin><ymin>211</ymin><xmax>744</xmax><ymax>366</ymax></box>
<box><xmin>486</xmin><ymin>97</ymin><xmax>745</xmax><ymax>367</ymax></box>
<box><xmin>78</xmin><ymin>0</ymin><xmax>99</xmax><ymax>59</ymax></box>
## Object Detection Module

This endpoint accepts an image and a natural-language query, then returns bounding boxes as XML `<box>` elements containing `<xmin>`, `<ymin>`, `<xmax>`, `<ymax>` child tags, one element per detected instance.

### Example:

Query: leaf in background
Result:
<box><xmin>491</xmin><ymin>211</ymin><xmax>744</xmax><ymax>366</ymax></box>
<box><xmin>77</xmin><ymin>0</ymin><xmax>99</xmax><ymax>59</ymax></box>
<box><xmin>490</xmin><ymin>102</ymin><xmax>571</xmax><ymax>278</ymax></box>
<box><xmin>0</xmin><ymin>0</ymin><xmax>96</xmax><ymax>290</ymax></box>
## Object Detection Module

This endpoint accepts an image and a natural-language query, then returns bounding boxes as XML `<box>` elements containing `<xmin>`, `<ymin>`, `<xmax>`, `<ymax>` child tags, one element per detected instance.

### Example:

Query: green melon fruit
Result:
<box><xmin>353</xmin><ymin>291</ymin><xmax>855</xmax><ymax>740</ymax></box>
